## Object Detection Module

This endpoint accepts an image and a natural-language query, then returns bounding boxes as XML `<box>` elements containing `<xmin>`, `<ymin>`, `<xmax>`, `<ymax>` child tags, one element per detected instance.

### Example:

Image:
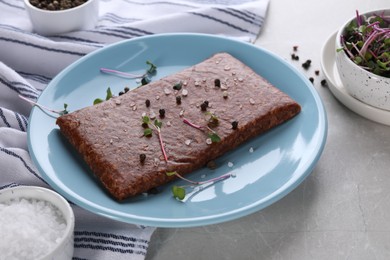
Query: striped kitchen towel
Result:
<box><xmin>0</xmin><ymin>0</ymin><xmax>269</xmax><ymax>259</ymax></box>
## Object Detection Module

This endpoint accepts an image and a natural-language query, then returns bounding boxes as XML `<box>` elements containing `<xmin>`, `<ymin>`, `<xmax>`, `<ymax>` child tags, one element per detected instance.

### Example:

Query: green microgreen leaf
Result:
<box><xmin>166</xmin><ymin>171</ymin><xmax>178</xmax><ymax>177</ymax></box>
<box><xmin>146</xmin><ymin>61</ymin><xmax>157</xmax><ymax>75</ymax></box>
<box><xmin>172</xmin><ymin>185</ymin><xmax>186</xmax><ymax>200</ymax></box>
<box><xmin>142</xmin><ymin>116</ymin><xmax>150</xmax><ymax>124</ymax></box>
<box><xmin>144</xmin><ymin>128</ymin><xmax>153</xmax><ymax>137</ymax></box>
<box><xmin>154</xmin><ymin>119</ymin><xmax>162</xmax><ymax>129</ymax></box>
<box><xmin>93</xmin><ymin>98</ymin><xmax>103</xmax><ymax>105</ymax></box>
<box><xmin>208</xmin><ymin>132</ymin><xmax>221</xmax><ymax>143</ymax></box>
<box><xmin>106</xmin><ymin>87</ymin><xmax>113</xmax><ymax>100</ymax></box>
<box><xmin>93</xmin><ymin>87</ymin><xmax>113</xmax><ymax>105</ymax></box>
<box><xmin>60</xmin><ymin>103</ymin><xmax>69</xmax><ymax>115</ymax></box>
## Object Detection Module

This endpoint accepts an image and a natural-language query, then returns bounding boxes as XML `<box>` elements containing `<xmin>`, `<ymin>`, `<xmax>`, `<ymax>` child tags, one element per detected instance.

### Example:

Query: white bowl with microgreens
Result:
<box><xmin>0</xmin><ymin>186</ymin><xmax>75</xmax><ymax>260</ymax></box>
<box><xmin>335</xmin><ymin>9</ymin><xmax>390</xmax><ymax>111</ymax></box>
<box><xmin>24</xmin><ymin>0</ymin><xmax>99</xmax><ymax>36</ymax></box>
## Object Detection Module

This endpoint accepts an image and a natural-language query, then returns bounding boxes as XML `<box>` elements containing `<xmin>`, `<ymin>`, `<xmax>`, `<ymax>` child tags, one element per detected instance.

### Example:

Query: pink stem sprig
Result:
<box><xmin>173</xmin><ymin>171</ymin><xmax>231</xmax><ymax>185</ymax></box>
<box><xmin>183</xmin><ymin>117</ymin><xmax>221</xmax><ymax>143</ymax></box>
<box><xmin>183</xmin><ymin>117</ymin><xmax>218</xmax><ymax>134</ymax></box>
<box><xmin>19</xmin><ymin>95</ymin><xmax>68</xmax><ymax>116</ymax></box>
<box><xmin>167</xmin><ymin>171</ymin><xmax>232</xmax><ymax>200</ymax></box>
<box><xmin>183</xmin><ymin>117</ymin><xmax>204</xmax><ymax>130</ymax></box>
<box><xmin>100</xmin><ymin>68</ymin><xmax>145</xmax><ymax>78</ymax></box>
<box><xmin>153</xmin><ymin>125</ymin><xmax>168</xmax><ymax>162</ymax></box>
<box><xmin>142</xmin><ymin>116</ymin><xmax>168</xmax><ymax>162</ymax></box>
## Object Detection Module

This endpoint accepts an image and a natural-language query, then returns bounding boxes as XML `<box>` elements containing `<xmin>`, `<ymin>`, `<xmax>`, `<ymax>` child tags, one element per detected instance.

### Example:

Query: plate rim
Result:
<box><xmin>28</xmin><ymin>33</ymin><xmax>328</xmax><ymax>227</ymax></box>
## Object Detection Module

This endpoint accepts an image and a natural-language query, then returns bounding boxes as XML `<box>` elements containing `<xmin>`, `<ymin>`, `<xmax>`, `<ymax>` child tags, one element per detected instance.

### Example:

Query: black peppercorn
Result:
<box><xmin>140</xmin><ymin>153</ymin><xmax>146</xmax><ymax>164</ymax></box>
<box><xmin>159</xmin><ymin>109</ymin><xmax>165</xmax><ymax>118</ymax></box>
<box><xmin>124</xmin><ymin>87</ymin><xmax>130</xmax><ymax>93</ymax></box>
<box><xmin>309</xmin><ymin>77</ymin><xmax>314</xmax><ymax>83</ymax></box>
<box><xmin>232</xmin><ymin>121</ymin><xmax>238</xmax><ymax>130</ymax></box>
<box><xmin>200</xmin><ymin>101</ymin><xmax>208</xmax><ymax>111</ymax></box>
<box><xmin>145</xmin><ymin>99</ymin><xmax>151</xmax><ymax>107</ymax></box>
<box><xmin>118</xmin><ymin>91</ymin><xmax>124</xmax><ymax>96</ymax></box>
<box><xmin>302</xmin><ymin>59</ymin><xmax>312</xmax><ymax>70</ymax></box>
<box><xmin>176</xmin><ymin>96</ymin><xmax>182</xmax><ymax>104</ymax></box>
<box><xmin>214</xmin><ymin>79</ymin><xmax>221</xmax><ymax>87</ymax></box>
<box><xmin>291</xmin><ymin>53</ymin><xmax>299</xmax><ymax>61</ymax></box>
<box><xmin>321</xmin><ymin>79</ymin><xmax>328</xmax><ymax>87</ymax></box>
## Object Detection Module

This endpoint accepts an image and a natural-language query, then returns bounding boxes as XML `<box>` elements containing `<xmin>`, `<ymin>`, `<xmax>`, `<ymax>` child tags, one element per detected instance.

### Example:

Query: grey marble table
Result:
<box><xmin>146</xmin><ymin>0</ymin><xmax>390</xmax><ymax>259</ymax></box>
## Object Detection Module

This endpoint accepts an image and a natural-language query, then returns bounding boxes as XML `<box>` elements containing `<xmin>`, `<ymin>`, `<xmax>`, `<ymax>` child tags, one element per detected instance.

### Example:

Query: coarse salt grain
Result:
<box><xmin>0</xmin><ymin>198</ymin><xmax>67</xmax><ymax>260</ymax></box>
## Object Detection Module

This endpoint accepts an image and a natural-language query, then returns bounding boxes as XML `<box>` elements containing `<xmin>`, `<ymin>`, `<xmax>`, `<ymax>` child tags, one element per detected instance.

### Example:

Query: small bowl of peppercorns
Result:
<box><xmin>24</xmin><ymin>0</ymin><xmax>99</xmax><ymax>36</ymax></box>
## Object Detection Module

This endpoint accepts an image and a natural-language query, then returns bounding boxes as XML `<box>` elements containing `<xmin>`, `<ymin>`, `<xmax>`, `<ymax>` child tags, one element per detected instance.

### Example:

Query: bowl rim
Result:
<box><xmin>0</xmin><ymin>185</ymin><xmax>75</xmax><ymax>259</ymax></box>
<box><xmin>335</xmin><ymin>8</ymin><xmax>390</xmax><ymax>80</ymax></box>
<box><xmin>24</xmin><ymin>0</ymin><xmax>96</xmax><ymax>14</ymax></box>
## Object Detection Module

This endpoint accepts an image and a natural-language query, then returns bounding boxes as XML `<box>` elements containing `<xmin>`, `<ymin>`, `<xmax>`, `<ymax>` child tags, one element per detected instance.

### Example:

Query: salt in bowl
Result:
<box><xmin>0</xmin><ymin>186</ymin><xmax>75</xmax><ymax>260</ymax></box>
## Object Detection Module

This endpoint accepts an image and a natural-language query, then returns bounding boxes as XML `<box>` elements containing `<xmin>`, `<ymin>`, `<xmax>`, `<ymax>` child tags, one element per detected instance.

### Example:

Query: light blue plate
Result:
<box><xmin>28</xmin><ymin>33</ymin><xmax>327</xmax><ymax>227</ymax></box>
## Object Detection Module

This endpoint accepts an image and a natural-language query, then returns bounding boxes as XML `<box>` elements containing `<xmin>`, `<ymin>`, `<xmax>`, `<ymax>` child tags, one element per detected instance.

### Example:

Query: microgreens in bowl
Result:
<box><xmin>338</xmin><ymin>10</ymin><xmax>390</xmax><ymax>78</ymax></box>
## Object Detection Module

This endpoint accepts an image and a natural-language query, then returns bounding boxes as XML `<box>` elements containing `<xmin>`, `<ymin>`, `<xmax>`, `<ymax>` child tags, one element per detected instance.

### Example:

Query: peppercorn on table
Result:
<box><xmin>146</xmin><ymin>0</ymin><xmax>390</xmax><ymax>259</ymax></box>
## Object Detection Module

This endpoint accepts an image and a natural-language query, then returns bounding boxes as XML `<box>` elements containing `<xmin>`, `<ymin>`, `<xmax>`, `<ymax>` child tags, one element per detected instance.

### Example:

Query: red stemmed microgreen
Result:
<box><xmin>100</xmin><ymin>60</ymin><xmax>157</xmax><ymax>84</ymax></box>
<box><xmin>338</xmin><ymin>10</ymin><xmax>390</xmax><ymax>77</ymax></box>
<box><xmin>19</xmin><ymin>95</ymin><xmax>69</xmax><ymax>116</ymax></box>
<box><xmin>166</xmin><ymin>171</ymin><xmax>232</xmax><ymax>200</ymax></box>
<box><xmin>183</xmin><ymin>112</ymin><xmax>221</xmax><ymax>143</ymax></box>
<box><xmin>142</xmin><ymin>116</ymin><xmax>168</xmax><ymax>162</ymax></box>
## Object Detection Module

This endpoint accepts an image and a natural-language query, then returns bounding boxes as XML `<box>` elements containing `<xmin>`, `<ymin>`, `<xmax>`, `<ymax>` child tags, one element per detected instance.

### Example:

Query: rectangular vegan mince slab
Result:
<box><xmin>56</xmin><ymin>53</ymin><xmax>301</xmax><ymax>201</ymax></box>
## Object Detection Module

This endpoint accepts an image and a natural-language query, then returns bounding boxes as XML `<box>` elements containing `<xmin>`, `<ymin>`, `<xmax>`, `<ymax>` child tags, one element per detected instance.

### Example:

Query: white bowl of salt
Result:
<box><xmin>0</xmin><ymin>186</ymin><xmax>75</xmax><ymax>260</ymax></box>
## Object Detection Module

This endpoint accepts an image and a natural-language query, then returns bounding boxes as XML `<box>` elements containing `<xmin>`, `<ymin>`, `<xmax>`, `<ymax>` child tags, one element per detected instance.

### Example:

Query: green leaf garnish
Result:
<box><xmin>93</xmin><ymin>98</ymin><xmax>103</xmax><ymax>105</ymax></box>
<box><xmin>172</xmin><ymin>185</ymin><xmax>186</xmax><ymax>200</ymax></box>
<box><xmin>105</xmin><ymin>87</ymin><xmax>113</xmax><ymax>100</ymax></box>
<box><xmin>154</xmin><ymin>119</ymin><xmax>162</xmax><ymax>129</ymax></box>
<box><xmin>144</xmin><ymin>128</ymin><xmax>153</xmax><ymax>137</ymax></box>
<box><xmin>166</xmin><ymin>171</ymin><xmax>178</xmax><ymax>177</ymax></box>
<box><xmin>60</xmin><ymin>103</ymin><xmax>69</xmax><ymax>115</ymax></box>
<box><xmin>93</xmin><ymin>87</ymin><xmax>113</xmax><ymax>105</ymax></box>
<box><xmin>208</xmin><ymin>132</ymin><xmax>221</xmax><ymax>143</ymax></box>
<box><xmin>146</xmin><ymin>61</ymin><xmax>157</xmax><ymax>75</ymax></box>
<box><xmin>142</xmin><ymin>116</ymin><xmax>150</xmax><ymax>124</ymax></box>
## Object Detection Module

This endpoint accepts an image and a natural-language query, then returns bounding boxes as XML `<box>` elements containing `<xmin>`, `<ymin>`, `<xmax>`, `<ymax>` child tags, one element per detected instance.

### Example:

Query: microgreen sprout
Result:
<box><xmin>19</xmin><ymin>95</ymin><xmax>69</xmax><ymax>116</ymax></box>
<box><xmin>100</xmin><ymin>60</ymin><xmax>157</xmax><ymax>83</ymax></box>
<box><xmin>166</xmin><ymin>171</ymin><xmax>232</xmax><ymax>200</ymax></box>
<box><xmin>142</xmin><ymin>116</ymin><xmax>168</xmax><ymax>162</ymax></box>
<box><xmin>338</xmin><ymin>10</ymin><xmax>390</xmax><ymax>77</ymax></box>
<box><xmin>182</xmin><ymin>113</ymin><xmax>221</xmax><ymax>143</ymax></box>
<box><xmin>93</xmin><ymin>87</ymin><xmax>113</xmax><ymax>105</ymax></box>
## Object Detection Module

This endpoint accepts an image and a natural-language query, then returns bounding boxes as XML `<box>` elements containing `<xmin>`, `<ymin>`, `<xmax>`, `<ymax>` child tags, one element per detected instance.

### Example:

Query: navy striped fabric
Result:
<box><xmin>0</xmin><ymin>0</ymin><xmax>268</xmax><ymax>259</ymax></box>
